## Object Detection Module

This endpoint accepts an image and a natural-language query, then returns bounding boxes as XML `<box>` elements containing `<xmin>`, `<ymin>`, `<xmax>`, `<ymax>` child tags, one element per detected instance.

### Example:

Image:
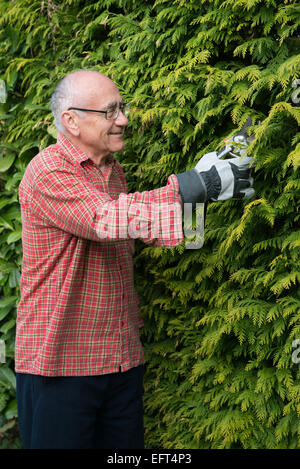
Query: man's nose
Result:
<box><xmin>115</xmin><ymin>109</ymin><xmax>128</xmax><ymax>126</ymax></box>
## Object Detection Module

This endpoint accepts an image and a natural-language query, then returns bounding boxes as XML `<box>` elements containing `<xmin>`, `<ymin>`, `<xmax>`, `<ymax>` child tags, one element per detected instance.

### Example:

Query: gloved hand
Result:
<box><xmin>194</xmin><ymin>151</ymin><xmax>255</xmax><ymax>201</ymax></box>
<box><xmin>176</xmin><ymin>118</ymin><xmax>256</xmax><ymax>204</ymax></box>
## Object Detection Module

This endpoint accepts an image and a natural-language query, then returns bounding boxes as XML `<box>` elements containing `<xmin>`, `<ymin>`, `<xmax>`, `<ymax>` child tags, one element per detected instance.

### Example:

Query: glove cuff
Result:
<box><xmin>175</xmin><ymin>169</ymin><xmax>207</xmax><ymax>205</ymax></box>
<box><xmin>200</xmin><ymin>166</ymin><xmax>221</xmax><ymax>200</ymax></box>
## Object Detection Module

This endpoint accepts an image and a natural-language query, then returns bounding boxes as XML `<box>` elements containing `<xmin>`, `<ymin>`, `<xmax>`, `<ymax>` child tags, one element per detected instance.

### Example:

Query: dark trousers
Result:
<box><xmin>16</xmin><ymin>365</ymin><xmax>144</xmax><ymax>449</ymax></box>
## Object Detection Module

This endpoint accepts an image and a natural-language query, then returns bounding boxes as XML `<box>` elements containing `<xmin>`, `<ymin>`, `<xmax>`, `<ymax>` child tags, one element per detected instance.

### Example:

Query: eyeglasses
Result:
<box><xmin>67</xmin><ymin>102</ymin><xmax>130</xmax><ymax>120</ymax></box>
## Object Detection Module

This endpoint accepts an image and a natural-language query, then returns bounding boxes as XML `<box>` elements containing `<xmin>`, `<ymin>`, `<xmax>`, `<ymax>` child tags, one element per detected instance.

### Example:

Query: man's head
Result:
<box><xmin>50</xmin><ymin>70</ymin><xmax>129</xmax><ymax>164</ymax></box>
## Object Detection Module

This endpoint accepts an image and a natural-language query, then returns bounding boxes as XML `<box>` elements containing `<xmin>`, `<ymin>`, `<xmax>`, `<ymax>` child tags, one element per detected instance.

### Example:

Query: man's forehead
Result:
<box><xmin>72</xmin><ymin>72</ymin><xmax>121</xmax><ymax>106</ymax></box>
<box><xmin>83</xmin><ymin>93</ymin><xmax>123</xmax><ymax>110</ymax></box>
<box><xmin>86</xmin><ymin>88</ymin><xmax>122</xmax><ymax>109</ymax></box>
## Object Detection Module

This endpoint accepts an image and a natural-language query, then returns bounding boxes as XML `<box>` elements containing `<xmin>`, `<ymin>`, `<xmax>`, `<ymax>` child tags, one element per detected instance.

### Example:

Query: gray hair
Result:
<box><xmin>49</xmin><ymin>70</ymin><xmax>98</xmax><ymax>133</ymax></box>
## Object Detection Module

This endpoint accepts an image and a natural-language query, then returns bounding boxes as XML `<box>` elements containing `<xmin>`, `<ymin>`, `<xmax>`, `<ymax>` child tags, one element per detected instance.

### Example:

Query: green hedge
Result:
<box><xmin>0</xmin><ymin>0</ymin><xmax>299</xmax><ymax>449</ymax></box>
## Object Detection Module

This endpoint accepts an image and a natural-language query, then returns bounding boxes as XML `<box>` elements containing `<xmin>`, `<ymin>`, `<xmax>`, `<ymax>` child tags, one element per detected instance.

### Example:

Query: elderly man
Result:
<box><xmin>15</xmin><ymin>70</ymin><xmax>254</xmax><ymax>449</ymax></box>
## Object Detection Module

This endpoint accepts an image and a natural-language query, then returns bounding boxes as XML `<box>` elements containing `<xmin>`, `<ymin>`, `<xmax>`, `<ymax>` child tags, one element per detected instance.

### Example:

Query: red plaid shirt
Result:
<box><xmin>15</xmin><ymin>133</ymin><xmax>183</xmax><ymax>376</ymax></box>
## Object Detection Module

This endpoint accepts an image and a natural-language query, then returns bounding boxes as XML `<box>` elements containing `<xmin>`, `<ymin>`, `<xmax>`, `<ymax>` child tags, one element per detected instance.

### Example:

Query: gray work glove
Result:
<box><xmin>194</xmin><ymin>151</ymin><xmax>255</xmax><ymax>201</ymax></box>
<box><xmin>176</xmin><ymin>118</ymin><xmax>255</xmax><ymax>204</ymax></box>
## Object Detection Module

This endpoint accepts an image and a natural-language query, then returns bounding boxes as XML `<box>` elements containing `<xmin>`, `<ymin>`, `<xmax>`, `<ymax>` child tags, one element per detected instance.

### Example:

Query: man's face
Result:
<box><xmin>65</xmin><ymin>74</ymin><xmax>129</xmax><ymax>162</ymax></box>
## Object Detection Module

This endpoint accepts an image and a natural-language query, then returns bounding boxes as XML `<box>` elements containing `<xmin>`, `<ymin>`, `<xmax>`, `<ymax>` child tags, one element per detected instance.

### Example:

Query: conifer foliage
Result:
<box><xmin>0</xmin><ymin>0</ymin><xmax>299</xmax><ymax>448</ymax></box>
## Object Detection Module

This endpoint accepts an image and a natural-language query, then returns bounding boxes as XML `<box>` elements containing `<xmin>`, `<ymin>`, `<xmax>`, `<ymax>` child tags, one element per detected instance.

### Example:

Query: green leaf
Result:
<box><xmin>0</xmin><ymin>297</ymin><xmax>17</xmax><ymax>309</ymax></box>
<box><xmin>47</xmin><ymin>125</ymin><xmax>58</xmax><ymax>139</ymax></box>
<box><xmin>5</xmin><ymin>25</ymin><xmax>19</xmax><ymax>53</ymax></box>
<box><xmin>0</xmin><ymin>152</ymin><xmax>16</xmax><ymax>172</ymax></box>
<box><xmin>0</xmin><ymin>260</ymin><xmax>17</xmax><ymax>274</ymax></box>
<box><xmin>0</xmin><ymin>307</ymin><xmax>11</xmax><ymax>322</ymax></box>
<box><xmin>0</xmin><ymin>198</ymin><xmax>16</xmax><ymax>211</ymax></box>
<box><xmin>24</xmin><ymin>104</ymin><xmax>49</xmax><ymax>112</ymax></box>
<box><xmin>0</xmin><ymin>366</ymin><xmax>16</xmax><ymax>390</ymax></box>
<box><xmin>6</xmin><ymin>230</ymin><xmax>22</xmax><ymax>245</ymax></box>
<box><xmin>6</xmin><ymin>68</ymin><xmax>18</xmax><ymax>91</ymax></box>
<box><xmin>0</xmin><ymin>418</ymin><xmax>16</xmax><ymax>434</ymax></box>
<box><xmin>0</xmin><ymin>143</ymin><xmax>18</xmax><ymax>153</ymax></box>
<box><xmin>18</xmin><ymin>141</ymin><xmax>40</xmax><ymax>159</ymax></box>
<box><xmin>8</xmin><ymin>269</ymin><xmax>20</xmax><ymax>288</ymax></box>
<box><xmin>0</xmin><ymin>318</ymin><xmax>16</xmax><ymax>334</ymax></box>
<box><xmin>0</xmin><ymin>215</ymin><xmax>14</xmax><ymax>231</ymax></box>
<box><xmin>5</xmin><ymin>399</ymin><xmax>18</xmax><ymax>420</ymax></box>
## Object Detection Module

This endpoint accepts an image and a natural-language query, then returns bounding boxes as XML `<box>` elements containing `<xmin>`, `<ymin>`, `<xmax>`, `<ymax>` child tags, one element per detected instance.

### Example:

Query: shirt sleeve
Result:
<box><xmin>26</xmin><ymin>166</ymin><xmax>183</xmax><ymax>247</ymax></box>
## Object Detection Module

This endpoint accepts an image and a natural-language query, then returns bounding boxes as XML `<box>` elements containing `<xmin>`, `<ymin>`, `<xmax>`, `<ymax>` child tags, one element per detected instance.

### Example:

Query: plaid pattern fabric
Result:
<box><xmin>15</xmin><ymin>133</ymin><xmax>183</xmax><ymax>376</ymax></box>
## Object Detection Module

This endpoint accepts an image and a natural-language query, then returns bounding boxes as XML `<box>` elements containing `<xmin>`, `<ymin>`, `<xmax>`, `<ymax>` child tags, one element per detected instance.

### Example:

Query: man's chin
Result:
<box><xmin>110</xmin><ymin>141</ymin><xmax>126</xmax><ymax>153</ymax></box>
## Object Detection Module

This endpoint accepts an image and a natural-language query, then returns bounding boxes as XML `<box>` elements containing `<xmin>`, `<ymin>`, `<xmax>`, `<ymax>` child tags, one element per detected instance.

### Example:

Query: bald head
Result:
<box><xmin>50</xmin><ymin>70</ymin><xmax>117</xmax><ymax>132</ymax></box>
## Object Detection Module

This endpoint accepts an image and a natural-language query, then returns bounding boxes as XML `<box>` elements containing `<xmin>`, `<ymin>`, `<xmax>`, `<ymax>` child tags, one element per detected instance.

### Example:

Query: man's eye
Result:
<box><xmin>106</xmin><ymin>106</ymin><xmax>117</xmax><ymax>118</ymax></box>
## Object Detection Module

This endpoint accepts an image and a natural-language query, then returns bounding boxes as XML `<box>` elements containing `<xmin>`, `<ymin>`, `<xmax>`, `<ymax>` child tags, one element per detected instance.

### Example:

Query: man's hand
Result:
<box><xmin>176</xmin><ymin>118</ymin><xmax>256</xmax><ymax>204</ymax></box>
<box><xmin>194</xmin><ymin>151</ymin><xmax>255</xmax><ymax>201</ymax></box>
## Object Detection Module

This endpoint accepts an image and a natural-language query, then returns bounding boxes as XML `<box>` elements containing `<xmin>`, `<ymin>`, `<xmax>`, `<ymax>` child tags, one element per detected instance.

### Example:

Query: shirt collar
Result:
<box><xmin>57</xmin><ymin>133</ymin><xmax>115</xmax><ymax>168</ymax></box>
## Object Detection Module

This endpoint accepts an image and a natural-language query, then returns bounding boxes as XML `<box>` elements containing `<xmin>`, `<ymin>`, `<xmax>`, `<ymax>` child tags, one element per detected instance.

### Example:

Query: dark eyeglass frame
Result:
<box><xmin>67</xmin><ymin>102</ymin><xmax>130</xmax><ymax>120</ymax></box>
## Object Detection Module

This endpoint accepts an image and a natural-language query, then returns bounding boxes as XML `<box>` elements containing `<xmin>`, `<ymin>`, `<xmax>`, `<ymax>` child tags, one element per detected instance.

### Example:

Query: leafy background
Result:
<box><xmin>0</xmin><ymin>0</ymin><xmax>299</xmax><ymax>449</ymax></box>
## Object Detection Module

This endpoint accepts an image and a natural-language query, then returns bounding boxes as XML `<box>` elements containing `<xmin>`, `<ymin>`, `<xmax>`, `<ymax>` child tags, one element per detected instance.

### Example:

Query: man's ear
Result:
<box><xmin>61</xmin><ymin>110</ymin><xmax>80</xmax><ymax>137</ymax></box>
